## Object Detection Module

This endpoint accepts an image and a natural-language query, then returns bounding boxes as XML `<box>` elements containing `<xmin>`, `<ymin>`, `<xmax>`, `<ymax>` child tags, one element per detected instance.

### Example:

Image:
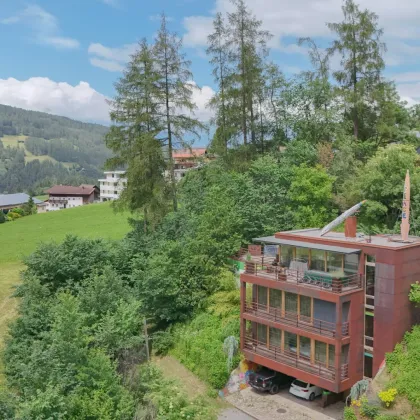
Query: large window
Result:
<box><xmin>328</xmin><ymin>344</ymin><xmax>335</xmax><ymax>367</ymax></box>
<box><xmin>300</xmin><ymin>336</ymin><xmax>311</xmax><ymax>360</ymax></box>
<box><xmin>284</xmin><ymin>331</ymin><xmax>297</xmax><ymax>354</ymax></box>
<box><xmin>300</xmin><ymin>295</ymin><xmax>312</xmax><ymax>318</ymax></box>
<box><xmin>269</xmin><ymin>289</ymin><xmax>282</xmax><ymax>310</ymax></box>
<box><xmin>327</xmin><ymin>252</ymin><xmax>343</xmax><ymax>273</ymax></box>
<box><xmin>257</xmin><ymin>286</ymin><xmax>267</xmax><ymax>307</ymax></box>
<box><xmin>310</xmin><ymin>249</ymin><xmax>325</xmax><ymax>271</ymax></box>
<box><xmin>315</xmin><ymin>341</ymin><xmax>327</xmax><ymax>364</ymax></box>
<box><xmin>257</xmin><ymin>323</ymin><xmax>267</xmax><ymax>344</ymax></box>
<box><xmin>269</xmin><ymin>327</ymin><xmax>281</xmax><ymax>348</ymax></box>
<box><xmin>296</xmin><ymin>247</ymin><xmax>309</xmax><ymax>263</ymax></box>
<box><xmin>280</xmin><ymin>245</ymin><xmax>294</xmax><ymax>266</ymax></box>
<box><xmin>345</xmin><ymin>254</ymin><xmax>359</xmax><ymax>274</ymax></box>
<box><xmin>285</xmin><ymin>292</ymin><xmax>298</xmax><ymax>313</ymax></box>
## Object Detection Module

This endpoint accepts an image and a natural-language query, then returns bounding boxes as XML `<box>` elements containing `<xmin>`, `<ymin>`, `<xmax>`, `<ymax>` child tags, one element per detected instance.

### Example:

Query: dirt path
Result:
<box><xmin>154</xmin><ymin>355</ymin><xmax>208</xmax><ymax>398</ymax></box>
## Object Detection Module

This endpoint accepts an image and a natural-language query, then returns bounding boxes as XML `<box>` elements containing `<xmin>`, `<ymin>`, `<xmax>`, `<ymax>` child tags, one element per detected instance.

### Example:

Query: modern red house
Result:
<box><xmin>237</xmin><ymin>217</ymin><xmax>420</xmax><ymax>394</ymax></box>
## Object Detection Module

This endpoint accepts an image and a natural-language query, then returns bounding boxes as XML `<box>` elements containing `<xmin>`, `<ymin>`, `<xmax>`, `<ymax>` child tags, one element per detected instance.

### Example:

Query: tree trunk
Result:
<box><xmin>164</xmin><ymin>44</ymin><xmax>177</xmax><ymax>212</ymax></box>
<box><xmin>219</xmin><ymin>49</ymin><xmax>228</xmax><ymax>153</ymax></box>
<box><xmin>240</xmin><ymin>16</ymin><xmax>247</xmax><ymax>145</ymax></box>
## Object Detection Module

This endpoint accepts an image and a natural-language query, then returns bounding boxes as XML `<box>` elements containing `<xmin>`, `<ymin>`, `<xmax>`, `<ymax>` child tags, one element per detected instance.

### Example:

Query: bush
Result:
<box><xmin>0</xmin><ymin>211</ymin><xmax>5</xmax><ymax>224</ymax></box>
<box><xmin>152</xmin><ymin>328</ymin><xmax>174</xmax><ymax>355</ymax></box>
<box><xmin>171</xmin><ymin>292</ymin><xmax>240</xmax><ymax>389</ymax></box>
<box><xmin>7</xmin><ymin>212</ymin><xmax>21</xmax><ymax>220</ymax></box>
<box><xmin>344</xmin><ymin>406</ymin><xmax>357</xmax><ymax>420</ymax></box>
<box><xmin>378</xmin><ymin>388</ymin><xmax>397</xmax><ymax>408</ymax></box>
<box><xmin>360</xmin><ymin>397</ymin><xmax>380</xmax><ymax>419</ymax></box>
<box><xmin>386</xmin><ymin>326</ymin><xmax>420</xmax><ymax>409</ymax></box>
<box><xmin>10</xmin><ymin>207</ymin><xmax>25</xmax><ymax>216</ymax></box>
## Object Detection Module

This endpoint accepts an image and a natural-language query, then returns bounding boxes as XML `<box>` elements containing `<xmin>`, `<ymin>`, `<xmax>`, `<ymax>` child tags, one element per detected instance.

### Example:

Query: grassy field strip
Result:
<box><xmin>0</xmin><ymin>202</ymin><xmax>132</xmax><ymax>264</ymax></box>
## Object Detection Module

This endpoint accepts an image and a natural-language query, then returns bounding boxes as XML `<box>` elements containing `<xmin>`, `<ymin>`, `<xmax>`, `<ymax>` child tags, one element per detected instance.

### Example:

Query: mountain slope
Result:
<box><xmin>0</xmin><ymin>104</ymin><xmax>110</xmax><ymax>194</ymax></box>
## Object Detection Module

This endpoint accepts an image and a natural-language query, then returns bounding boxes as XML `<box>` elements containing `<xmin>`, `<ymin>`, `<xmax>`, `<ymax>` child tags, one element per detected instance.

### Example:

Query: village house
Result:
<box><xmin>46</xmin><ymin>185</ymin><xmax>99</xmax><ymax>211</ymax></box>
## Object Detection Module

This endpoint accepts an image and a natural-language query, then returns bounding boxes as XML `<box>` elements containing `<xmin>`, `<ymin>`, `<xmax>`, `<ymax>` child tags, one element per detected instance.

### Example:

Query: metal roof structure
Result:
<box><xmin>253</xmin><ymin>236</ymin><xmax>361</xmax><ymax>254</ymax></box>
<box><xmin>0</xmin><ymin>193</ymin><xmax>43</xmax><ymax>208</ymax></box>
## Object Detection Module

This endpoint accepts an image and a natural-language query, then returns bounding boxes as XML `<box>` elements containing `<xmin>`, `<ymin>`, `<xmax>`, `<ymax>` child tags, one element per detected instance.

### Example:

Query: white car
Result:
<box><xmin>289</xmin><ymin>379</ymin><xmax>323</xmax><ymax>401</ymax></box>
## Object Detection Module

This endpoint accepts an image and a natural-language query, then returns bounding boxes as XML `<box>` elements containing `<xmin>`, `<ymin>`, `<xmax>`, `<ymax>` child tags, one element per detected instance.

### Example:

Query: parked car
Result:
<box><xmin>248</xmin><ymin>368</ymin><xmax>293</xmax><ymax>394</ymax></box>
<box><xmin>289</xmin><ymin>379</ymin><xmax>323</xmax><ymax>401</ymax></box>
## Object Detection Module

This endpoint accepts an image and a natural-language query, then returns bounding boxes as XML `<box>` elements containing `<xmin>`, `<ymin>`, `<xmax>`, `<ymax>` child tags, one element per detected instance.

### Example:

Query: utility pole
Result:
<box><xmin>143</xmin><ymin>317</ymin><xmax>150</xmax><ymax>362</ymax></box>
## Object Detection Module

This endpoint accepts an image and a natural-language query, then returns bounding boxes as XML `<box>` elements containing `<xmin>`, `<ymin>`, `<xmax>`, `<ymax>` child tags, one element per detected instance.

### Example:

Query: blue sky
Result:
<box><xmin>1</xmin><ymin>0</ymin><xmax>420</xmax><ymax>124</ymax></box>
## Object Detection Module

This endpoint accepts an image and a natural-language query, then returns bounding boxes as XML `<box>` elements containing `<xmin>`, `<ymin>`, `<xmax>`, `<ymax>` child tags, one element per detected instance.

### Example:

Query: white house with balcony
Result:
<box><xmin>99</xmin><ymin>170</ymin><xmax>127</xmax><ymax>201</ymax></box>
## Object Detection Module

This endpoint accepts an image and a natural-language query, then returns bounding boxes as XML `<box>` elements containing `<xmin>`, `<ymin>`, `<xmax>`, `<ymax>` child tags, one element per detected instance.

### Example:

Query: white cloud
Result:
<box><xmin>89</xmin><ymin>57</ymin><xmax>125</xmax><ymax>72</ymax></box>
<box><xmin>183</xmin><ymin>16</ymin><xmax>213</xmax><ymax>48</ymax></box>
<box><xmin>0</xmin><ymin>77</ymin><xmax>214</xmax><ymax>124</ymax></box>
<box><xmin>183</xmin><ymin>0</ymin><xmax>420</xmax><ymax>63</ymax></box>
<box><xmin>190</xmin><ymin>83</ymin><xmax>215</xmax><ymax>121</ymax></box>
<box><xmin>0</xmin><ymin>77</ymin><xmax>110</xmax><ymax>122</ymax></box>
<box><xmin>88</xmin><ymin>42</ymin><xmax>137</xmax><ymax>72</ymax></box>
<box><xmin>1</xmin><ymin>5</ymin><xmax>79</xmax><ymax>50</ymax></box>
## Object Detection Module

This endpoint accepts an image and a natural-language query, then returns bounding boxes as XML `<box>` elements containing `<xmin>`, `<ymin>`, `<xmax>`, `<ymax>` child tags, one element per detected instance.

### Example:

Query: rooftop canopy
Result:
<box><xmin>253</xmin><ymin>236</ymin><xmax>361</xmax><ymax>254</ymax></box>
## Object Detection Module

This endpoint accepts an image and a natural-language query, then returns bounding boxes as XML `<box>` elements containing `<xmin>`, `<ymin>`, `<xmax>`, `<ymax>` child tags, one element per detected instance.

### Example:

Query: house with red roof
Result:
<box><xmin>46</xmin><ymin>184</ymin><xmax>99</xmax><ymax>211</ymax></box>
<box><xmin>171</xmin><ymin>148</ymin><xmax>210</xmax><ymax>181</ymax></box>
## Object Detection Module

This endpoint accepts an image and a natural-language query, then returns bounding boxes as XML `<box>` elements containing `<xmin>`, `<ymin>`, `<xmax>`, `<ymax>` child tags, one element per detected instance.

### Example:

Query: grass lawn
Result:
<box><xmin>34</xmin><ymin>194</ymin><xmax>48</xmax><ymax>201</ymax></box>
<box><xmin>0</xmin><ymin>202</ymin><xmax>132</xmax><ymax>265</ymax></box>
<box><xmin>0</xmin><ymin>202</ymin><xmax>134</xmax><ymax>383</ymax></box>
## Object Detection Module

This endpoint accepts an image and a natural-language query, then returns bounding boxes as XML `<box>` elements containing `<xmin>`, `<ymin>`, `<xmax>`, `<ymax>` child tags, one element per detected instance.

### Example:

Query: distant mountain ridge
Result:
<box><xmin>0</xmin><ymin>104</ymin><xmax>111</xmax><ymax>194</ymax></box>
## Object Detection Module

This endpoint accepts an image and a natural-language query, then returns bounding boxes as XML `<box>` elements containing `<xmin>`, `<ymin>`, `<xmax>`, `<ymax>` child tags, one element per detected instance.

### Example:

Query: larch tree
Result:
<box><xmin>153</xmin><ymin>14</ymin><xmax>206</xmax><ymax>212</ymax></box>
<box><xmin>226</xmin><ymin>0</ymin><xmax>271</xmax><ymax>146</ymax></box>
<box><xmin>105</xmin><ymin>39</ymin><xmax>168</xmax><ymax>231</ymax></box>
<box><xmin>327</xmin><ymin>0</ymin><xmax>386</xmax><ymax>140</ymax></box>
<box><xmin>207</xmin><ymin>12</ymin><xmax>230</xmax><ymax>154</ymax></box>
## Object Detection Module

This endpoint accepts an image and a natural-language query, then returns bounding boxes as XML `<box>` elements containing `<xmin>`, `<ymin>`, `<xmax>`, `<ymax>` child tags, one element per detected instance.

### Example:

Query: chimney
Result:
<box><xmin>345</xmin><ymin>216</ymin><xmax>357</xmax><ymax>238</ymax></box>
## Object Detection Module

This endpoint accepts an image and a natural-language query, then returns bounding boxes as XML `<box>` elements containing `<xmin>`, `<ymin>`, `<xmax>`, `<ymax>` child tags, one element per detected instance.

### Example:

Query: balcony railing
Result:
<box><xmin>244</xmin><ymin>302</ymin><xmax>349</xmax><ymax>338</ymax></box>
<box><xmin>244</xmin><ymin>334</ymin><xmax>349</xmax><ymax>381</ymax></box>
<box><xmin>242</xmin><ymin>258</ymin><xmax>363</xmax><ymax>294</ymax></box>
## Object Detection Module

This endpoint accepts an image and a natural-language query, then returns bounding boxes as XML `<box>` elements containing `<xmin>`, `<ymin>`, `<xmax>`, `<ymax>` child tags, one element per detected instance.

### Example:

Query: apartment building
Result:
<box><xmin>236</xmin><ymin>217</ymin><xmax>420</xmax><ymax>394</ymax></box>
<box><xmin>99</xmin><ymin>171</ymin><xmax>127</xmax><ymax>201</ymax></box>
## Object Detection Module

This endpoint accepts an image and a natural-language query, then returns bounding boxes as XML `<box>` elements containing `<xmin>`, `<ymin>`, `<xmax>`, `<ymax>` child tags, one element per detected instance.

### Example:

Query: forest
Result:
<box><xmin>0</xmin><ymin>104</ymin><xmax>110</xmax><ymax>194</ymax></box>
<box><xmin>2</xmin><ymin>0</ymin><xmax>420</xmax><ymax>418</ymax></box>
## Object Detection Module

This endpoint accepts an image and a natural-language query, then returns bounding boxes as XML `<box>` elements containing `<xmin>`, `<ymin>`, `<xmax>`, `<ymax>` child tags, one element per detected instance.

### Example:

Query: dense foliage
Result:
<box><xmin>386</xmin><ymin>326</ymin><xmax>420</xmax><ymax>413</ymax></box>
<box><xmin>0</xmin><ymin>104</ymin><xmax>110</xmax><ymax>193</ymax></box>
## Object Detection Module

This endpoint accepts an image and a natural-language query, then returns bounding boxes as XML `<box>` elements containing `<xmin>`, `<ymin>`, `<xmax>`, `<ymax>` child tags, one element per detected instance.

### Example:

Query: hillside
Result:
<box><xmin>0</xmin><ymin>202</ymin><xmax>132</xmax><ymax>384</ymax></box>
<box><xmin>0</xmin><ymin>104</ymin><xmax>110</xmax><ymax>194</ymax></box>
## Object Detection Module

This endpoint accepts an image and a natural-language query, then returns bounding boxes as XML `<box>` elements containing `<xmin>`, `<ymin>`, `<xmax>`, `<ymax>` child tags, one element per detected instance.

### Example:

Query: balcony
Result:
<box><xmin>238</xmin><ymin>253</ymin><xmax>363</xmax><ymax>294</ymax></box>
<box><xmin>244</xmin><ymin>302</ymin><xmax>349</xmax><ymax>338</ymax></box>
<box><xmin>243</xmin><ymin>334</ymin><xmax>349</xmax><ymax>382</ymax></box>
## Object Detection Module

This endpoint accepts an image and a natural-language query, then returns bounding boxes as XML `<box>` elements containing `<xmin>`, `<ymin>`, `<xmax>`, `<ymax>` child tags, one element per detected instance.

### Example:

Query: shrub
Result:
<box><xmin>7</xmin><ymin>212</ymin><xmax>21</xmax><ymax>220</ymax></box>
<box><xmin>10</xmin><ymin>207</ymin><xmax>25</xmax><ymax>216</ymax></box>
<box><xmin>171</xmin><ymin>302</ymin><xmax>240</xmax><ymax>389</ymax></box>
<box><xmin>344</xmin><ymin>406</ymin><xmax>357</xmax><ymax>420</ymax></box>
<box><xmin>152</xmin><ymin>328</ymin><xmax>174</xmax><ymax>355</ymax></box>
<box><xmin>378</xmin><ymin>388</ymin><xmax>397</xmax><ymax>408</ymax></box>
<box><xmin>409</xmin><ymin>281</ymin><xmax>420</xmax><ymax>306</ymax></box>
<box><xmin>360</xmin><ymin>396</ymin><xmax>380</xmax><ymax>419</ymax></box>
<box><xmin>0</xmin><ymin>211</ymin><xmax>5</xmax><ymax>224</ymax></box>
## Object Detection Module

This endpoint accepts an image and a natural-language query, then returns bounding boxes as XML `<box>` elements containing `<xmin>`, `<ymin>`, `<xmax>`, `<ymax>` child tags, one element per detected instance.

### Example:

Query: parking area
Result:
<box><xmin>226</xmin><ymin>387</ymin><xmax>344</xmax><ymax>420</ymax></box>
